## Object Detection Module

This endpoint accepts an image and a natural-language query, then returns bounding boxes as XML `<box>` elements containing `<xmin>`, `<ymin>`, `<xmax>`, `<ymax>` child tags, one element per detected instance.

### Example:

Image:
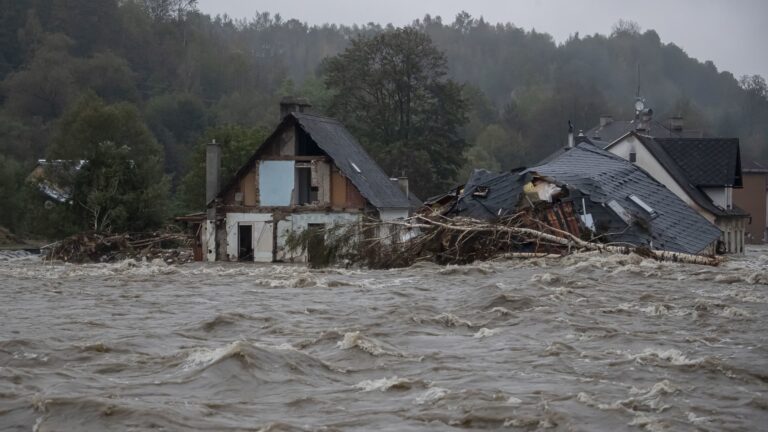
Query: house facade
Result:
<box><xmin>733</xmin><ymin>161</ymin><xmax>768</xmax><ymax>243</ymax></box>
<box><xmin>605</xmin><ymin>132</ymin><xmax>748</xmax><ymax>254</ymax></box>
<box><xmin>199</xmin><ymin>98</ymin><xmax>411</xmax><ymax>263</ymax></box>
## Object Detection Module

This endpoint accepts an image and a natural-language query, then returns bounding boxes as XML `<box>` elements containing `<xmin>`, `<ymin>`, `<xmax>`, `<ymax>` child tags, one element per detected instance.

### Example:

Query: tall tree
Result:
<box><xmin>177</xmin><ymin>125</ymin><xmax>267</xmax><ymax>211</ymax></box>
<box><xmin>322</xmin><ymin>28</ymin><xmax>468</xmax><ymax>197</ymax></box>
<box><xmin>47</xmin><ymin>95</ymin><xmax>170</xmax><ymax>232</ymax></box>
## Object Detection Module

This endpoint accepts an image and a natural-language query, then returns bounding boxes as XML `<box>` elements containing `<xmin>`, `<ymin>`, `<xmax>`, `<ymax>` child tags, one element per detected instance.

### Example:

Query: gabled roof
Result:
<box><xmin>654</xmin><ymin>137</ymin><xmax>742</xmax><ymax>187</ymax></box>
<box><xmin>292</xmin><ymin>113</ymin><xmax>409</xmax><ymax>209</ymax></box>
<box><xmin>622</xmin><ymin>133</ymin><xmax>747</xmax><ymax>217</ymax></box>
<box><xmin>586</xmin><ymin>119</ymin><xmax>704</xmax><ymax>143</ymax></box>
<box><xmin>216</xmin><ymin>113</ymin><xmax>410</xmax><ymax>210</ymax></box>
<box><xmin>526</xmin><ymin>143</ymin><xmax>721</xmax><ymax>255</ymax></box>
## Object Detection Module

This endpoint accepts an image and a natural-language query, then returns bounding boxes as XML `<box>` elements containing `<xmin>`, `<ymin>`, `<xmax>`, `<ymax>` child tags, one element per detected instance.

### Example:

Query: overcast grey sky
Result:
<box><xmin>196</xmin><ymin>0</ymin><xmax>767</xmax><ymax>80</ymax></box>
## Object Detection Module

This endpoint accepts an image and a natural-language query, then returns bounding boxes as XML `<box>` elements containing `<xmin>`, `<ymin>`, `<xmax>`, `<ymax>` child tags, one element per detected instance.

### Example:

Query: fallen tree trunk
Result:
<box><xmin>369</xmin><ymin>214</ymin><xmax>721</xmax><ymax>267</ymax></box>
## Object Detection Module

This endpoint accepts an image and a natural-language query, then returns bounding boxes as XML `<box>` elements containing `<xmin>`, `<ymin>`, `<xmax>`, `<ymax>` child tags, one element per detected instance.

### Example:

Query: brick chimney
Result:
<box><xmin>279</xmin><ymin>96</ymin><xmax>312</xmax><ymax>121</ymax></box>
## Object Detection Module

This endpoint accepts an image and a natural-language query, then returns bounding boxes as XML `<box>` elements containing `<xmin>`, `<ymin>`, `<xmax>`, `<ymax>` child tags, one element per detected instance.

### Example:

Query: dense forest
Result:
<box><xmin>0</xmin><ymin>0</ymin><xmax>766</xmax><ymax>238</ymax></box>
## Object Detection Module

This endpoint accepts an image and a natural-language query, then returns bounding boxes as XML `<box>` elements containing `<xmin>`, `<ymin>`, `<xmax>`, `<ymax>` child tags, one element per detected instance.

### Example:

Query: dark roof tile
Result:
<box><xmin>654</xmin><ymin>137</ymin><xmax>742</xmax><ymax>187</ymax></box>
<box><xmin>293</xmin><ymin>113</ymin><xmax>410</xmax><ymax>209</ymax></box>
<box><xmin>526</xmin><ymin>143</ymin><xmax>721</xmax><ymax>255</ymax></box>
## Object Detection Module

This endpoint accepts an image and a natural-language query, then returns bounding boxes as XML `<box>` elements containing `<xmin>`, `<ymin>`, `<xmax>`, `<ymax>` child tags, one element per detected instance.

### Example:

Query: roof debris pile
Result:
<box><xmin>337</xmin><ymin>141</ymin><xmax>724</xmax><ymax>268</ymax></box>
<box><xmin>42</xmin><ymin>229</ymin><xmax>193</xmax><ymax>264</ymax></box>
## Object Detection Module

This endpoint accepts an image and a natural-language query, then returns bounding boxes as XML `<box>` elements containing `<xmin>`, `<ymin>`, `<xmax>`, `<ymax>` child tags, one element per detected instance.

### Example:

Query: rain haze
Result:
<box><xmin>2</xmin><ymin>1</ymin><xmax>768</xmax><ymax>431</ymax></box>
<box><xmin>198</xmin><ymin>0</ymin><xmax>768</xmax><ymax>79</ymax></box>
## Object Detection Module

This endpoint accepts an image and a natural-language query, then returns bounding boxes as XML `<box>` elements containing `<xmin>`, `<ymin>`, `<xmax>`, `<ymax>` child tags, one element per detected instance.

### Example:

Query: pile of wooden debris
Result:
<box><xmin>42</xmin><ymin>228</ymin><xmax>193</xmax><ymax>264</ymax></box>
<box><xmin>313</xmin><ymin>213</ymin><xmax>721</xmax><ymax>268</ymax></box>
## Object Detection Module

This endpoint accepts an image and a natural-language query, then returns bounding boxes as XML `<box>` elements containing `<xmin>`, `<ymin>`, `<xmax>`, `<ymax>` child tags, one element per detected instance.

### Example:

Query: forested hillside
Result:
<box><xmin>1</xmin><ymin>0</ymin><xmax>766</xmax><ymax>237</ymax></box>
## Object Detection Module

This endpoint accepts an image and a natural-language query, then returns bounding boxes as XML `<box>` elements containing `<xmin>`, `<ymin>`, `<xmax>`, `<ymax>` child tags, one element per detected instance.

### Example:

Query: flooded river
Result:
<box><xmin>1</xmin><ymin>249</ymin><xmax>767</xmax><ymax>431</ymax></box>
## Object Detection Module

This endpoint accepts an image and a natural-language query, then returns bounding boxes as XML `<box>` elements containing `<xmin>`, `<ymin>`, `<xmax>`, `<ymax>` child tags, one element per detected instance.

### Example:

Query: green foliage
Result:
<box><xmin>177</xmin><ymin>125</ymin><xmax>267</xmax><ymax>211</ymax></box>
<box><xmin>0</xmin><ymin>155</ymin><xmax>31</xmax><ymax>234</ymax></box>
<box><xmin>45</xmin><ymin>96</ymin><xmax>170</xmax><ymax>233</ymax></box>
<box><xmin>323</xmin><ymin>28</ymin><xmax>469</xmax><ymax>197</ymax></box>
<box><xmin>70</xmin><ymin>141</ymin><xmax>169</xmax><ymax>233</ymax></box>
<box><xmin>49</xmin><ymin>94</ymin><xmax>162</xmax><ymax>160</ymax></box>
<box><xmin>0</xmin><ymin>4</ymin><xmax>767</xmax><ymax>239</ymax></box>
<box><xmin>144</xmin><ymin>92</ymin><xmax>208</xmax><ymax>177</ymax></box>
<box><xmin>283</xmin><ymin>223</ymin><xmax>362</xmax><ymax>268</ymax></box>
<box><xmin>461</xmin><ymin>125</ymin><xmax>509</xmax><ymax>173</ymax></box>
<box><xmin>2</xmin><ymin>33</ymin><xmax>78</xmax><ymax>120</ymax></box>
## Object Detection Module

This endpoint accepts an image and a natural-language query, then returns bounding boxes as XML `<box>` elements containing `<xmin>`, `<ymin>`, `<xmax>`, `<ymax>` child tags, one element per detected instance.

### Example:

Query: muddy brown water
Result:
<box><xmin>1</xmin><ymin>248</ymin><xmax>767</xmax><ymax>431</ymax></box>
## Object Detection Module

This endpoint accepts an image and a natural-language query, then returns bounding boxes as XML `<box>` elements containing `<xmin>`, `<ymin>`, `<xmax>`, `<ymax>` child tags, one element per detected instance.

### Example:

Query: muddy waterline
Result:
<box><xmin>1</xmin><ymin>248</ymin><xmax>767</xmax><ymax>431</ymax></box>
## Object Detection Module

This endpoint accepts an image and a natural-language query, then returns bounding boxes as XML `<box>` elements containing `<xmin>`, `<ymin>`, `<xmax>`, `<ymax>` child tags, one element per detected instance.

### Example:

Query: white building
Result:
<box><xmin>605</xmin><ymin>131</ymin><xmax>748</xmax><ymax>254</ymax></box>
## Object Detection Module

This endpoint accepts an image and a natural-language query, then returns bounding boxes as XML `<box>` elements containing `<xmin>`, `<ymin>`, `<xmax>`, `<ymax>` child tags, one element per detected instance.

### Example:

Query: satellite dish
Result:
<box><xmin>634</xmin><ymin>99</ymin><xmax>645</xmax><ymax>112</ymax></box>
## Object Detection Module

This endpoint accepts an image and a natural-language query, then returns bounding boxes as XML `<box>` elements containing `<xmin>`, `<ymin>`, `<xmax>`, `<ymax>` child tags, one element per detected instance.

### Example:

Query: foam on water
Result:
<box><xmin>414</xmin><ymin>387</ymin><xmax>449</xmax><ymax>404</ymax></box>
<box><xmin>336</xmin><ymin>331</ymin><xmax>403</xmax><ymax>357</ymax></box>
<box><xmin>2</xmin><ymin>248</ymin><xmax>767</xmax><ymax>430</ymax></box>
<box><xmin>473</xmin><ymin>327</ymin><xmax>501</xmax><ymax>338</ymax></box>
<box><xmin>354</xmin><ymin>376</ymin><xmax>423</xmax><ymax>392</ymax></box>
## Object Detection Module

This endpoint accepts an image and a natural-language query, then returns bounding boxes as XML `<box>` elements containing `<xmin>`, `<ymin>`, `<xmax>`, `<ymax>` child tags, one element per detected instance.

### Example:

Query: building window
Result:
<box><xmin>628</xmin><ymin>194</ymin><xmax>658</xmax><ymax>218</ymax></box>
<box><xmin>296</xmin><ymin>166</ymin><xmax>317</xmax><ymax>205</ymax></box>
<box><xmin>629</xmin><ymin>152</ymin><xmax>637</xmax><ymax>163</ymax></box>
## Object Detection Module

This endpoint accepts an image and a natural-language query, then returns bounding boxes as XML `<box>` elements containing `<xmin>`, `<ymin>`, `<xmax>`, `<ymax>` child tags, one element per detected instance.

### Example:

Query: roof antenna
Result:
<box><xmin>634</xmin><ymin>62</ymin><xmax>646</xmax><ymax>118</ymax></box>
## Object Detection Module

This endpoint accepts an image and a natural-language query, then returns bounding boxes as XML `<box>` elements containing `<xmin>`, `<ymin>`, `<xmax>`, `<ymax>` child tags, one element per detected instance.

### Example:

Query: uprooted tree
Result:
<box><xmin>285</xmin><ymin>213</ymin><xmax>721</xmax><ymax>268</ymax></box>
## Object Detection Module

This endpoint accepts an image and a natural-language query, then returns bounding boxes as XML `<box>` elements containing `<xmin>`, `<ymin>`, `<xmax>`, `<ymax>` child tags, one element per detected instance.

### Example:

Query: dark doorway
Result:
<box><xmin>238</xmin><ymin>224</ymin><xmax>253</xmax><ymax>261</ymax></box>
<box><xmin>307</xmin><ymin>223</ymin><xmax>327</xmax><ymax>268</ymax></box>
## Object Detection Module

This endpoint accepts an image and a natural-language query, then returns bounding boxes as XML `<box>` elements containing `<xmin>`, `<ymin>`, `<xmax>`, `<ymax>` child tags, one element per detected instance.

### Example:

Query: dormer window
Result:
<box><xmin>628</xmin><ymin>194</ymin><xmax>658</xmax><ymax>218</ymax></box>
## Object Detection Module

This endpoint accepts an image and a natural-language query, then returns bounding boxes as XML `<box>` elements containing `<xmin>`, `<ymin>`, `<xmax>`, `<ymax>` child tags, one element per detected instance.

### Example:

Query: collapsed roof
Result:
<box><xmin>448</xmin><ymin>142</ymin><xmax>721</xmax><ymax>255</ymax></box>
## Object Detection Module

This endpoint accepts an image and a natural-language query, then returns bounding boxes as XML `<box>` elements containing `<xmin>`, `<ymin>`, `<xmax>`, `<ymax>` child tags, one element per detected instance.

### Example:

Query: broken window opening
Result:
<box><xmin>297</xmin><ymin>166</ymin><xmax>315</xmax><ymax>205</ymax></box>
<box><xmin>296</xmin><ymin>129</ymin><xmax>323</xmax><ymax>156</ymax></box>
<box><xmin>473</xmin><ymin>186</ymin><xmax>490</xmax><ymax>198</ymax></box>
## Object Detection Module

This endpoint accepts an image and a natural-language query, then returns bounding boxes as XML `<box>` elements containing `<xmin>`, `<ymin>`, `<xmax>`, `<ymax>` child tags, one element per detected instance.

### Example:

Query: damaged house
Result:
<box><xmin>438</xmin><ymin>137</ymin><xmax>722</xmax><ymax>256</ymax></box>
<box><xmin>28</xmin><ymin>159</ymin><xmax>86</xmax><ymax>206</ymax></box>
<box><xmin>606</xmin><ymin>132</ymin><xmax>748</xmax><ymax>254</ymax></box>
<box><xmin>193</xmin><ymin>98</ymin><xmax>411</xmax><ymax>263</ymax></box>
<box><xmin>584</xmin><ymin>98</ymin><xmax>748</xmax><ymax>254</ymax></box>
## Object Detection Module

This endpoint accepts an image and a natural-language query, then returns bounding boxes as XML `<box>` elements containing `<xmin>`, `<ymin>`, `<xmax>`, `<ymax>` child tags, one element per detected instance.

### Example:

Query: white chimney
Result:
<box><xmin>397</xmin><ymin>176</ymin><xmax>409</xmax><ymax>198</ymax></box>
<box><xmin>206</xmin><ymin>139</ymin><xmax>221</xmax><ymax>214</ymax></box>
